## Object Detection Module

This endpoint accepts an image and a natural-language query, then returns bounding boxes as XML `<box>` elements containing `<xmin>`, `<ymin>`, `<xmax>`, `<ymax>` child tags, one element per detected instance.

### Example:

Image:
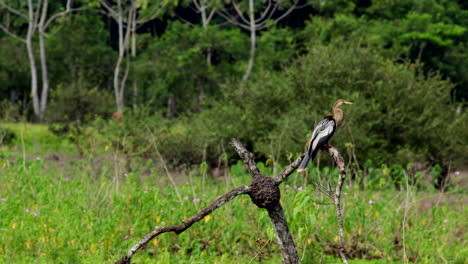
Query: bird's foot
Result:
<box><xmin>322</xmin><ymin>143</ymin><xmax>332</xmax><ymax>150</ymax></box>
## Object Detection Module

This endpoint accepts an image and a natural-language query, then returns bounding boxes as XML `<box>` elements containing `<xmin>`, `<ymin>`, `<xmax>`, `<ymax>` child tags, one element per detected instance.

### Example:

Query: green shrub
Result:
<box><xmin>192</xmin><ymin>43</ymin><xmax>468</xmax><ymax>169</ymax></box>
<box><xmin>0</xmin><ymin>127</ymin><xmax>16</xmax><ymax>146</ymax></box>
<box><xmin>46</xmin><ymin>85</ymin><xmax>114</xmax><ymax>124</ymax></box>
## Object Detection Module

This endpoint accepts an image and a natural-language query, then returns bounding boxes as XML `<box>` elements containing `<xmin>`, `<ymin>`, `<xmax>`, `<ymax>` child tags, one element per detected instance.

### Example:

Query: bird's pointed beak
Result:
<box><xmin>344</xmin><ymin>101</ymin><xmax>353</xmax><ymax>105</ymax></box>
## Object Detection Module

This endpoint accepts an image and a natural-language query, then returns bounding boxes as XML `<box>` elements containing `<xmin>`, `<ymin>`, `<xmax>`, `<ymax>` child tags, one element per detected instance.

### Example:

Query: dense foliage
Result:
<box><xmin>1</xmin><ymin>0</ymin><xmax>467</xmax><ymax>171</ymax></box>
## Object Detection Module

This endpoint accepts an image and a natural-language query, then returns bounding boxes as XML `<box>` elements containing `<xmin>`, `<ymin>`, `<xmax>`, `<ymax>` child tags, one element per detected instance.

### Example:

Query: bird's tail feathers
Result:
<box><xmin>310</xmin><ymin>148</ymin><xmax>319</xmax><ymax>162</ymax></box>
<box><xmin>297</xmin><ymin>154</ymin><xmax>310</xmax><ymax>172</ymax></box>
<box><xmin>297</xmin><ymin>148</ymin><xmax>320</xmax><ymax>173</ymax></box>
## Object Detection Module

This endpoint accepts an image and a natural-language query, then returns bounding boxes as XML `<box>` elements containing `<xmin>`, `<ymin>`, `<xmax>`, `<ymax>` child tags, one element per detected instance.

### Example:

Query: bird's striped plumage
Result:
<box><xmin>298</xmin><ymin>117</ymin><xmax>336</xmax><ymax>171</ymax></box>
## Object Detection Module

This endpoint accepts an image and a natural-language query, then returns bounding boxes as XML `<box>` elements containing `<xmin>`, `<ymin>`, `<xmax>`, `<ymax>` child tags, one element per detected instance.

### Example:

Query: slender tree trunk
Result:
<box><xmin>38</xmin><ymin>0</ymin><xmax>49</xmax><ymax>121</ymax></box>
<box><xmin>131</xmin><ymin>7</ymin><xmax>138</xmax><ymax>113</ymax></box>
<box><xmin>114</xmin><ymin>2</ymin><xmax>124</xmax><ymax>113</ymax></box>
<box><xmin>112</xmin><ymin>0</ymin><xmax>134</xmax><ymax>114</ymax></box>
<box><xmin>242</xmin><ymin>0</ymin><xmax>256</xmax><ymax>81</ymax></box>
<box><xmin>26</xmin><ymin>0</ymin><xmax>40</xmax><ymax>121</ymax></box>
<box><xmin>200</xmin><ymin>5</ymin><xmax>212</xmax><ymax>67</ymax></box>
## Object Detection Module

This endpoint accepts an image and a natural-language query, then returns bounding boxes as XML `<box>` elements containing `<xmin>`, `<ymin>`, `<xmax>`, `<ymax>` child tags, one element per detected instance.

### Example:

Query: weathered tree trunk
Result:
<box><xmin>267</xmin><ymin>204</ymin><xmax>299</xmax><ymax>264</ymax></box>
<box><xmin>242</xmin><ymin>0</ymin><xmax>256</xmax><ymax>81</ymax></box>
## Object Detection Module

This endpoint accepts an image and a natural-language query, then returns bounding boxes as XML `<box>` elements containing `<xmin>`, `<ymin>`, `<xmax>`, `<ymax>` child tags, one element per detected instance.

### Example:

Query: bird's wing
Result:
<box><xmin>310</xmin><ymin>119</ymin><xmax>335</xmax><ymax>151</ymax></box>
<box><xmin>298</xmin><ymin>118</ymin><xmax>336</xmax><ymax>172</ymax></box>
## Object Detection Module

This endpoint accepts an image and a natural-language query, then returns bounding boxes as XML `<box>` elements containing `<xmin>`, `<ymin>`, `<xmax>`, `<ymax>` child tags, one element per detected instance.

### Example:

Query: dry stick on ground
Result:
<box><xmin>115</xmin><ymin>138</ymin><xmax>348</xmax><ymax>264</ymax></box>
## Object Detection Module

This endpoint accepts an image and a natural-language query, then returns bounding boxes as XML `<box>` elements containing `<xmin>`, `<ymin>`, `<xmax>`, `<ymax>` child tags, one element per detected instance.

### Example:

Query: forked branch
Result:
<box><xmin>115</xmin><ymin>139</ymin><xmax>348</xmax><ymax>264</ymax></box>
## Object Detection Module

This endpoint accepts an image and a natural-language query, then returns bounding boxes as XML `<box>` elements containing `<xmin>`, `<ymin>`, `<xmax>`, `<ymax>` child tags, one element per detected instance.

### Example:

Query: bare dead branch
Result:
<box><xmin>115</xmin><ymin>185</ymin><xmax>251</xmax><ymax>264</ymax></box>
<box><xmin>325</xmin><ymin>147</ymin><xmax>349</xmax><ymax>264</ymax></box>
<box><xmin>274</xmin><ymin>154</ymin><xmax>303</xmax><ymax>184</ymax></box>
<box><xmin>115</xmin><ymin>138</ymin><xmax>346</xmax><ymax>264</ymax></box>
<box><xmin>229</xmin><ymin>138</ymin><xmax>262</xmax><ymax>178</ymax></box>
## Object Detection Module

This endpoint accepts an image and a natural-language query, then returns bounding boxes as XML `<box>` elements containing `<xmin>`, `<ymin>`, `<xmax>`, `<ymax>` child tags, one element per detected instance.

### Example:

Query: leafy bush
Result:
<box><xmin>0</xmin><ymin>127</ymin><xmax>16</xmax><ymax>146</ymax></box>
<box><xmin>191</xmin><ymin>43</ymin><xmax>468</xmax><ymax>170</ymax></box>
<box><xmin>46</xmin><ymin>85</ymin><xmax>114</xmax><ymax>124</ymax></box>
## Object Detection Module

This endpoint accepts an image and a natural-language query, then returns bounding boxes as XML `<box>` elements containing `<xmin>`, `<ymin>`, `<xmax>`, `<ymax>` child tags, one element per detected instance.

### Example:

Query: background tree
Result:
<box><xmin>218</xmin><ymin>0</ymin><xmax>298</xmax><ymax>80</ymax></box>
<box><xmin>0</xmin><ymin>0</ymin><xmax>83</xmax><ymax>121</ymax></box>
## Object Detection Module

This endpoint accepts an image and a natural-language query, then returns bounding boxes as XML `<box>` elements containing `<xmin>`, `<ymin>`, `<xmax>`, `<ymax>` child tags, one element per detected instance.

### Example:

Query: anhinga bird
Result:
<box><xmin>297</xmin><ymin>99</ymin><xmax>353</xmax><ymax>172</ymax></box>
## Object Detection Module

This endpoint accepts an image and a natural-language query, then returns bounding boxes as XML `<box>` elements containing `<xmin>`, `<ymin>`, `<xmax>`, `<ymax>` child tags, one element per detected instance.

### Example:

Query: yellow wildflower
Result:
<box><xmin>204</xmin><ymin>215</ymin><xmax>213</xmax><ymax>223</ymax></box>
<box><xmin>12</xmin><ymin>223</ymin><xmax>18</xmax><ymax>229</ymax></box>
<box><xmin>307</xmin><ymin>238</ymin><xmax>312</xmax><ymax>245</ymax></box>
<box><xmin>152</xmin><ymin>239</ymin><xmax>158</xmax><ymax>246</ymax></box>
<box><xmin>104</xmin><ymin>146</ymin><xmax>110</xmax><ymax>152</ymax></box>
<box><xmin>26</xmin><ymin>240</ymin><xmax>32</xmax><ymax>249</ymax></box>
<box><xmin>90</xmin><ymin>243</ymin><xmax>97</xmax><ymax>254</ymax></box>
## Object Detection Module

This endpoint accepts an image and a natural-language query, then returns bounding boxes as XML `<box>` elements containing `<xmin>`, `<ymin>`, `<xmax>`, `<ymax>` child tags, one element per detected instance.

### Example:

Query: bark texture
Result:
<box><xmin>267</xmin><ymin>204</ymin><xmax>299</xmax><ymax>264</ymax></box>
<box><xmin>327</xmin><ymin>147</ymin><xmax>349</xmax><ymax>264</ymax></box>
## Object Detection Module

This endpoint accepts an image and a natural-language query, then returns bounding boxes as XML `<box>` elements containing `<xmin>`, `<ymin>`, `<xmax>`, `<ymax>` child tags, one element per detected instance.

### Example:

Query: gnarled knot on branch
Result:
<box><xmin>228</xmin><ymin>138</ymin><xmax>281</xmax><ymax>209</ymax></box>
<box><xmin>250</xmin><ymin>175</ymin><xmax>280</xmax><ymax>209</ymax></box>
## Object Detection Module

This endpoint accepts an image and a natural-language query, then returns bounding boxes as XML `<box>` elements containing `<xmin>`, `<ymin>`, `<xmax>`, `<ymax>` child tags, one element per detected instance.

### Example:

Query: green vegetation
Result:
<box><xmin>0</xmin><ymin>155</ymin><xmax>465</xmax><ymax>263</ymax></box>
<box><xmin>1</xmin><ymin>0</ymin><xmax>467</xmax><ymax>263</ymax></box>
<box><xmin>0</xmin><ymin>126</ymin><xmax>466</xmax><ymax>263</ymax></box>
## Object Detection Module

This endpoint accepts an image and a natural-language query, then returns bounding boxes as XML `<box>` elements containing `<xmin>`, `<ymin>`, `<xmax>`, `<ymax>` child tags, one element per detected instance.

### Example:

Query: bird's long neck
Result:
<box><xmin>332</xmin><ymin>107</ymin><xmax>343</xmax><ymax>124</ymax></box>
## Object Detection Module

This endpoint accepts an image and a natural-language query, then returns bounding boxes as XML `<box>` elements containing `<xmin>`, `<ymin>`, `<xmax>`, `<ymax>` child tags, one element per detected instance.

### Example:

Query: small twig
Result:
<box><xmin>116</xmin><ymin>185</ymin><xmax>251</xmax><ymax>264</ymax></box>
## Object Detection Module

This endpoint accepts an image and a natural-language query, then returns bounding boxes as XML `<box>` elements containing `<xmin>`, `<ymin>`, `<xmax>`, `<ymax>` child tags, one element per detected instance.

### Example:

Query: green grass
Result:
<box><xmin>1</xmin><ymin>123</ymin><xmax>75</xmax><ymax>155</ymax></box>
<box><xmin>0</xmin><ymin>123</ymin><xmax>465</xmax><ymax>263</ymax></box>
<box><xmin>0</xmin><ymin>154</ymin><xmax>466</xmax><ymax>263</ymax></box>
